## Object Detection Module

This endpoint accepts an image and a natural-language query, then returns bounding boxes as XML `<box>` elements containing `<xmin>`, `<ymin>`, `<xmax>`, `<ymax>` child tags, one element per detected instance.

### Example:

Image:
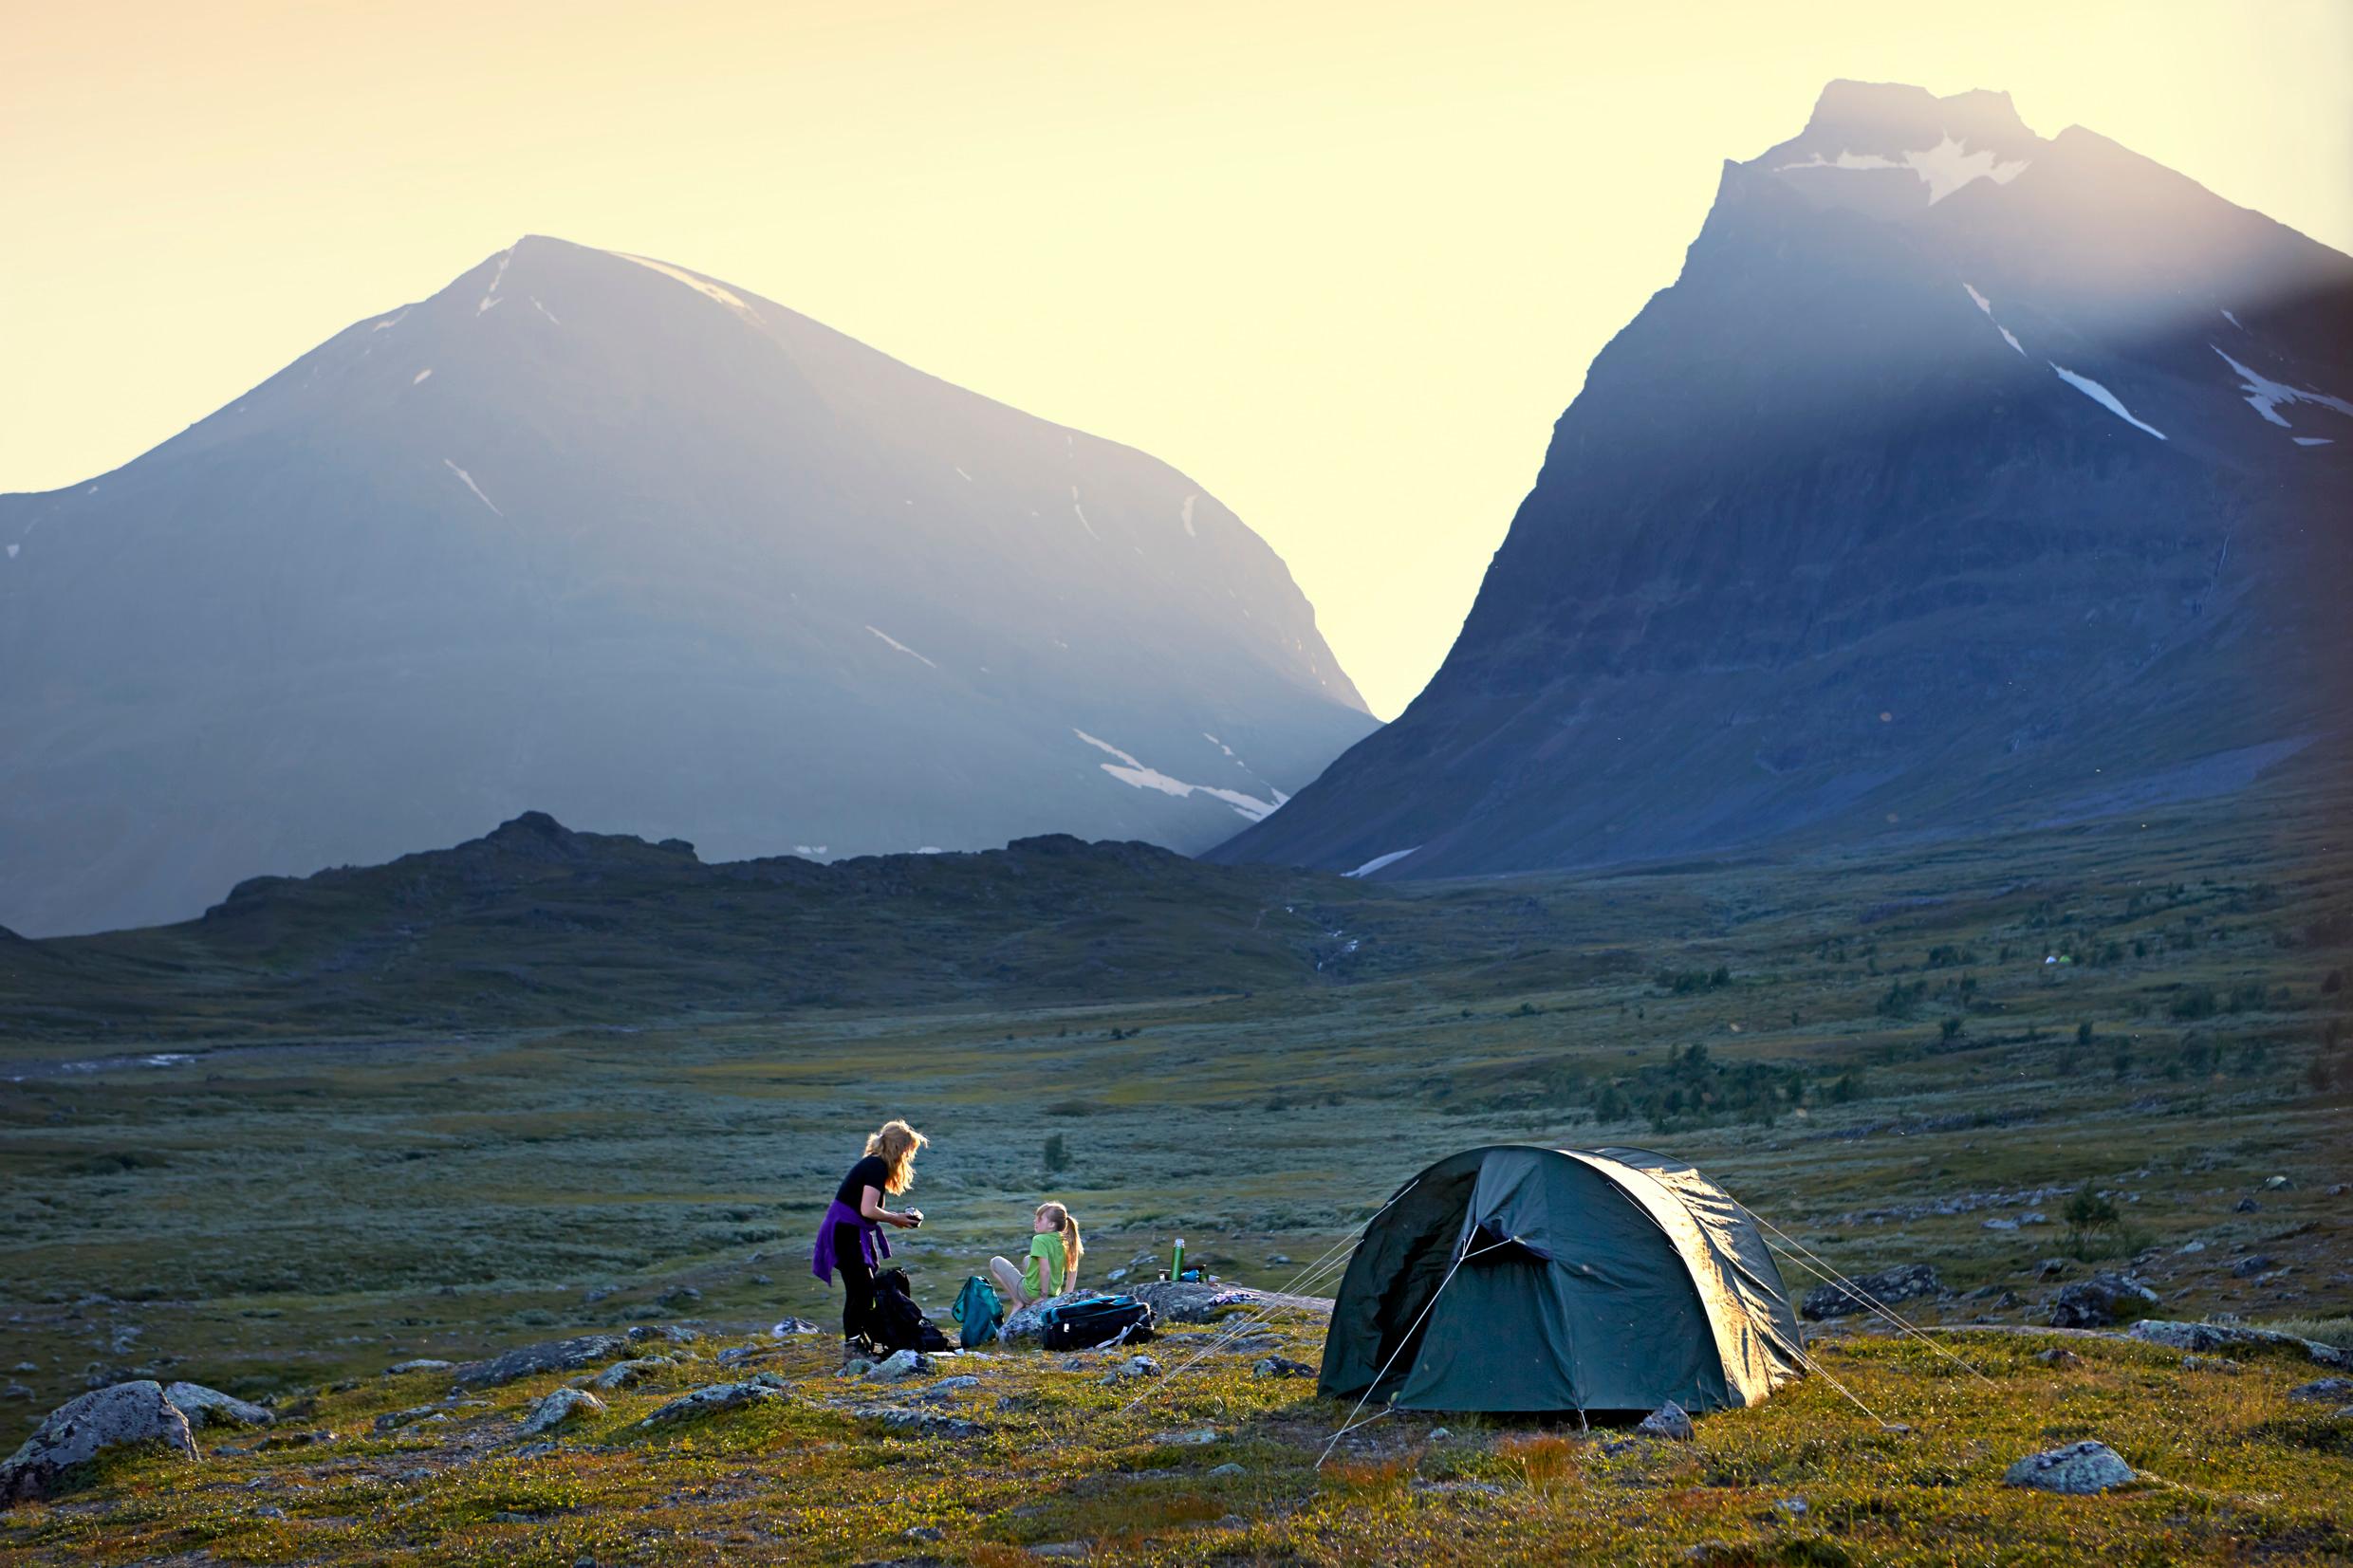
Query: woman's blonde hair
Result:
<box><xmin>1037</xmin><ymin>1201</ymin><xmax>1083</xmax><ymax>1282</ymax></box>
<box><xmin>864</xmin><ymin>1119</ymin><xmax>928</xmax><ymax>1194</ymax></box>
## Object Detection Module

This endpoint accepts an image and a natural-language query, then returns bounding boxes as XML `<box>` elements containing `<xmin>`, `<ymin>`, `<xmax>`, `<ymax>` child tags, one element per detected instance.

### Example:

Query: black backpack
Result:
<box><xmin>868</xmin><ymin>1266</ymin><xmax>953</xmax><ymax>1354</ymax></box>
<box><xmin>1038</xmin><ymin>1292</ymin><xmax>1156</xmax><ymax>1351</ymax></box>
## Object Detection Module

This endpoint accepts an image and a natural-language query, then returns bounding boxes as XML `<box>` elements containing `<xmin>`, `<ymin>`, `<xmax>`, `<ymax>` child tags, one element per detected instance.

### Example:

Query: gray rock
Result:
<box><xmin>628</xmin><ymin>1324</ymin><xmax>698</xmax><ymax>1346</ymax></box>
<box><xmin>2288</xmin><ymin>1378</ymin><xmax>2353</xmax><ymax>1403</ymax></box>
<box><xmin>1774</xmin><ymin>1498</ymin><xmax>1809</xmax><ymax>1517</ymax></box>
<box><xmin>852</xmin><ymin>1405</ymin><xmax>985</xmax><ymax>1439</ymax></box>
<box><xmin>630</xmin><ymin>1381</ymin><xmax>783</xmax><ymax>1429</ymax></box>
<box><xmin>589</xmin><ymin>1358</ymin><xmax>674</xmax><ymax>1392</ymax></box>
<box><xmin>1030</xmin><ymin>1545</ymin><xmax>1089</xmax><ymax>1559</ymax></box>
<box><xmin>2177</xmin><ymin>1241</ymin><xmax>2207</xmax><ymax>1255</ymax></box>
<box><xmin>2233</xmin><ymin>1197</ymin><xmax>2261</xmax><ymax>1213</ymax></box>
<box><xmin>1104</xmin><ymin>1356</ymin><xmax>1160</xmax><ymax>1384</ymax></box>
<box><xmin>2049</xmin><ymin>1274</ymin><xmax>2158</xmax><ymax>1329</ymax></box>
<box><xmin>162</xmin><ymin>1383</ymin><xmax>273</xmax><ymax>1429</ymax></box>
<box><xmin>2231</xmin><ymin>1256</ymin><xmax>2278</xmax><ymax>1279</ymax></box>
<box><xmin>1637</xmin><ymin>1401</ymin><xmax>1695</xmax><ymax>1441</ymax></box>
<box><xmin>865</xmin><ymin>1350</ymin><xmax>933</xmax><ymax>1382</ymax></box>
<box><xmin>769</xmin><ymin>1319</ymin><xmax>822</xmax><ymax>1337</ymax></box>
<box><xmin>386</xmin><ymin>1358</ymin><xmax>454</xmax><ymax>1375</ymax></box>
<box><xmin>713</xmin><ymin>1346</ymin><xmax>768</xmax><ymax>1367</ymax></box>
<box><xmin>1208</xmin><ymin>1462</ymin><xmax>1245</xmax><ymax>1476</ymax></box>
<box><xmin>1251</xmin><ymin>1356</ymin><xmax>1315</xmax><ymax>1379</ymax></box>
<box><xmin>2019</xmin><ymin>1212</ymin><xmax>2048</xmax><ymax>1227</ymax></box>
<box><xmin>1983</xmin><ymin>1218</ymin><xmax>2019</xmax><ymax>1231</ymax></box>
<box><xmin>906</xmin><ymin>1525</ymin><xmax>945</xmax><ymax>1541</ymax></box>
<box><xmin>918</xmin><ymin>1375</ymin><xmax>983</xmax><ymax>1403</ymax></box>
<box><xmin>1</xmin><ymin>1381</ymin><xmax>198</xmax><ymax>1503</ymax></box>
<box><xmin>2036</xmin><ymin>1259</ymin><xmax>2071</xmax><ymax>1280</ymax></box>
<box><xmin>2034</xmin><ymin>1348</ymin><xmax>2083</xmax><ymax>1368</ymax></box>
<box><xmin>2003</xmin><ymin>1441</ymin><xmax>2135</xmax><ymax>1494</ymax></box>
<box><xmin>1131</xmin><ymin>1281</ymin><xmax>1257</xmax><ymax>1325</ymax></box>
<box><xmin>522</xmin><ymin>1387</ymin><xmax>604</xmax><ymax>1435</ymax></box>
<box><xmin>1799</xmin><ymin>1264</ymin><xmax>1941</xmax><ymax>1321</ymax></box>
<box><xmin>372</xmin><ymin>1406</ymin><xmax>439</xmax><ymax>1433</ymax></box>
<box><xmin>2128</xmin><ymin>1320</ymin><xmax>2350</xmax><ymax>1368</ymax></box>
<box><xmin>455</xmin><ymin>1333</ymin><xmax>630</xmax><ymax>1388</ymax></box>
<box><xmin>1150</xmin><ymin>1428</ymin><xmax>1219</xmax><ymax>1446</ymax></box>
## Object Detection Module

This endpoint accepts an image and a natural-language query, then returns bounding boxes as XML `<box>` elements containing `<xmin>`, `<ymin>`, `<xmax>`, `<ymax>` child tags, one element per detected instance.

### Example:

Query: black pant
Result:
<box><xmin>834</xmin><ymin>1222</ymin><xmax>875</xmax><ymax>1343</ymax></box>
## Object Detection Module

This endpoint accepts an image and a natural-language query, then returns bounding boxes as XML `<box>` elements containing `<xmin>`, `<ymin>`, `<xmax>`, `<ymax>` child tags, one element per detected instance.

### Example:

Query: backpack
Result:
<box><xmin>1038</xmin><ymin>1292</ymin><xmax>1156</xmax><ymax>1351</ymax></box>
<box><xmin>952</xmin><ymin>1274</ymin><xmax>1005</xmax><ymax>1349</ymax></box>
<box><xmin>868</xmin><ymin>1266</ymin><xmax>953</xmax><ymax>1354</ymax></box>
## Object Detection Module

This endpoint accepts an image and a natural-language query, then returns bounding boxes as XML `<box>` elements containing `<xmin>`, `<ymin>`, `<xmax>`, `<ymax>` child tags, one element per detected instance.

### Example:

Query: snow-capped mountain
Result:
<box><xmin>0</xmin><ymin>236</ymin><xmax>1375</xmax><ymax>935</ymax></box>
<box><xmin>1214</xmin><ymin>81</ymin><xmax>2353</xmax><ymax>881</ymax></box>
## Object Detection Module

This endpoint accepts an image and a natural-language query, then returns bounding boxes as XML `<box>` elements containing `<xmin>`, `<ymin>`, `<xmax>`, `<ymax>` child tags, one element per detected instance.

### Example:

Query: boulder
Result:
<box><xmin>386</xmin><ymin>1358</ymin><xmax>454</xmax><ymax>1375</ymax></box>
<box><xmin>1</xmin><ymin>1382</ymin><xmax>198</xmax><ymax>1503</ymax></box>
<box><xmin>1799</xmin><ymin>1264</ymin><xmax>1942</xmax><ymax>1321</ymax></box>
<box><xmin>2002</xmin><ymin>1441</ymin><xmax>2135</xmax><ymax>1494</ymax></box>
<box><xmin>2288</xmin><ymin>1378</ymin><xmax>2353</xmax><ymax>1404</ymax></box>
<box><xmin>373</xmin><ymin>1406</ymin><xmax>439</xmax><ymax>1433</ymax></box>
<box><xmin>865</xmin><ymin>1350</ymin><xmax>933</xmax><ymax>1382</ymax></box>
<box><xmin>2048</xmin><ymin>1274</ymin><xmax>2158</xmax><ymax>1330</ymax></box>
<box><xmin>769</xmin><ymin>1318</ymin><xmax>822</xmax><ymax>1337</ymax></box>
<box><xmin>2230</xmin><ymin>1256</ymin><xmax>2278</xmax><ymax>1279</ymax></box>
<box><xmin>1131</xmin><ymin>1281</ymin><xmax>1260</xmax><ymax>1325</ymax></box>
<box><xmin>2127</xmin><ymin>1321</ymin><xmax>2350</xmax><ymax>1369</ymax></box>
<box><xmin>589</xmin><ymin>1358</ymin><xmax>674</xmax><ymax>1392</ymax></box>
<box><xmin>628</xmin><ymin>1325</ymin><xmax>698</xmax><ymax>1346</ymax></box>
<box><xmin>2034</xmin><ymin>1348</ymin><xmax>2084</xmax><ymax>1369</ymax></box>
<box><xmin>1251</xmin><ymin>1357</ymin><xmax>1315</xmax><ymax>1379</ymax></box>
<box><xmin>161</xmin><ymin>1383</ymin><xmax>273</xmax><ymax>1429</ymax></box>
<box><xmin>917</xmin><ymin>1375</ymin><xmax>982</xmax><ymax>1403</ymax></box>
<box><xmin>521</xmin><ymin>1387</ymin><xmax>604</xmax><ymax>1435</ymax></box>
<box><xmin>630</xmin><ymin>1381</ymin><xmax>784</xmax><ymax>1429</ymax></box>
<box><xmin>455</xmin><ymin>1333</ymin><xmax>630</xmax><ymax>1388</ymax></box>
<box><xmin>852</xmin><ymin>1406</ymin><xmax>985</xmax><ymax>1440</ymax></box>
<box><xmin>1636</xmin><ymin>1401</ymin><xmax>1696</xmax><ymax>1441</ymax></box>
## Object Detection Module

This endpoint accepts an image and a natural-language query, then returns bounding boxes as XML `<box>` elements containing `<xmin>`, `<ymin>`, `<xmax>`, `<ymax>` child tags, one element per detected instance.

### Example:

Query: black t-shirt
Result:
<box><xmin>836</xmin><ymin>1153</ymin><xmax>893</xmax><ymax>1211</ymax></box>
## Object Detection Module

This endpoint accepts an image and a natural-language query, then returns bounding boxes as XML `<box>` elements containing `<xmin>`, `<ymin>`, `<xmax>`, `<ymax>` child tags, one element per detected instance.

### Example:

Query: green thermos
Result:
<box><xmin>1170</xmin><ymin>1236</ymin><xmax>1185</xmax><ymax>1281</ymax></box>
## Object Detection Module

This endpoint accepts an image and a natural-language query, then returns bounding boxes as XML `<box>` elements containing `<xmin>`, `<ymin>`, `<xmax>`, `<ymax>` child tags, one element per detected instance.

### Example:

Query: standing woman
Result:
<box><xmin>812</xmin><ymin>1119</ymin><xmax>927</xmax><ymax>1359</ymax></box>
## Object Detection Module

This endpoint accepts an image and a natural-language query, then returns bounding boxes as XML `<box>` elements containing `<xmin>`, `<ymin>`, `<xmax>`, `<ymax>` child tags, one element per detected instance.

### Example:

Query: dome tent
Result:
<box><xmin>1318</xmin><ymin>1145</ymin><xmax>1805</xmax><ymax>1414</ymax></box>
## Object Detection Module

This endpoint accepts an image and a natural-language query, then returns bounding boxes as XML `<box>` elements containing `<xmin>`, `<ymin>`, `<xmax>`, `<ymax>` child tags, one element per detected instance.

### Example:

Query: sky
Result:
<box><xmin>7</xmin><ymin>1</ymin><xmax>2350</xmax><ymax>720</ymax></box>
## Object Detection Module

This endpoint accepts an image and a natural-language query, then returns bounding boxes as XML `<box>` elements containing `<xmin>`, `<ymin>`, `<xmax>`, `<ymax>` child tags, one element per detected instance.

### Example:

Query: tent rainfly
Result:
<box><xmin>1318</xmin><ymin>1145</ymin><xmax>1806</xmax><ymax>1414</ymax></box>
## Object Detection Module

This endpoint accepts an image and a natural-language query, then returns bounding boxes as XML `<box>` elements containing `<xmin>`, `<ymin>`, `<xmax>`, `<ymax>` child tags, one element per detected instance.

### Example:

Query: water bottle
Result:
<box><xmin>1170</xmin><ymin>1237</ymin><xmax>1185</xmax><ymax>1282</ymax></box>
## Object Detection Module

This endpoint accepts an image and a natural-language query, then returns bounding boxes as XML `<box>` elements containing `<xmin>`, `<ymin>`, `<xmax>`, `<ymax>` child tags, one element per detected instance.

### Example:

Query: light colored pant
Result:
<box><xmin>988</xmin><ymin>1255</ymin><xmax>1031</xmax><ymax>1309</ymax></box>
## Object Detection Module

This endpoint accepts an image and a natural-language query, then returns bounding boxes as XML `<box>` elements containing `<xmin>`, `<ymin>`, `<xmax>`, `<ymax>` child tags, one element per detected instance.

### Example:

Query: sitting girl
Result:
<box><xmin>989</xmin><ymin>1201</ymin><xmax>1083</xmax><ymax>1311</ymax></box>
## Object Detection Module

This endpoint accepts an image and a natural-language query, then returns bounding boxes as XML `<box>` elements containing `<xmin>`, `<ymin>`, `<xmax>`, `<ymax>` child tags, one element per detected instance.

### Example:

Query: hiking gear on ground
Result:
<box><xmin>953</xmin><ymin>1274</ymin><xmax>1006</xmax><ymax>1349</ymax></box>
<box><xmin>811</xmin><ymin>1197</ymin><xmax>889</xmax><ymax>1284</ymax></box>
<box><xmin>1320</xmin><ymin>1145</ymin><xmax>1803</xmax><ymax>1415</ymax></box>
<box><xmin>1038</xmin><ymin>1292</ymin><xmax>1156</xmax><ymax>1351</ymax></box>
<box><xmin>869</xmin><ymin>1266</ymin><xmax>953</xmax><ymax>1354</ymax></box>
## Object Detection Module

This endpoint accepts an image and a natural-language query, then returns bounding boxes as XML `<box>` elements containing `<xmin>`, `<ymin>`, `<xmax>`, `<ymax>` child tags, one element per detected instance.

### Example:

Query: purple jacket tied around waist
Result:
<box><xmin>811</xmin><ymin>1197</ymin><xmax>890</xmax><ymax>1283</ymax></box>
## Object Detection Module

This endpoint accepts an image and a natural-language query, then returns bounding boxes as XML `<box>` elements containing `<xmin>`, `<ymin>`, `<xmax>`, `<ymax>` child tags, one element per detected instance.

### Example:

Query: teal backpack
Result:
<box><xmin>951</xmin><ymin>1274</ymin><xmax>1005</xmax><ymax>1348</ymax></box>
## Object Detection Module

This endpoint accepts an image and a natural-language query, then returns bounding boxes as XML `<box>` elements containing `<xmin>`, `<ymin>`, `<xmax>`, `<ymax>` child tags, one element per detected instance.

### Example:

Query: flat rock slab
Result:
<box><xmin>2129</xmin><ymin>1321</ymin><xmax>2349</xmax><ymax>1369</ymax></box>
<box><xmin>2</xmin><ymin>1381</ymin><xmax>198</xmax><ymax>1503</ymax></box>
<box><xmin>1801</xmin><ymin>1264</ymin><xmax>1941</xmax><ymax>1321</ymax></box>
<box><xmin>631</xmin><ymin>1381</ymin><xmax>785</xmax><ymax>1430</ymax></box>
<box><xmin>162</xmin><ymin>1383</ymin><xmax>273</xmax><ymax>1429</ymax></box>
<box><xmin>456</xmin><ymin>1333</ymin><xmax>632</xmax><ymax>1388</ymax></box>
<box><xmin>2004</xmin><ymin>1441</ymin><xmax>2135</xmax><ymax>1494</ymax></box>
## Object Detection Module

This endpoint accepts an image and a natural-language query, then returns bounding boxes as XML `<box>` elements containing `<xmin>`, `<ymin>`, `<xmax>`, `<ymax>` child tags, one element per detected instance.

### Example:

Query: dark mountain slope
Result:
<box><xmin>1215</xmin><ymin>82</ymin><xmax>2353</xmax><ymax>879</ymax></box>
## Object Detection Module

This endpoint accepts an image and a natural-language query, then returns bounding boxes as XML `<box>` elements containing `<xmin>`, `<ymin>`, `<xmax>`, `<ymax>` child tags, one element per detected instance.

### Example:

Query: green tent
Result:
<box><xmin>1318</xmin><ymin>1145</ymin><xmax>1805</xmax><ymax>1414</ymax></box>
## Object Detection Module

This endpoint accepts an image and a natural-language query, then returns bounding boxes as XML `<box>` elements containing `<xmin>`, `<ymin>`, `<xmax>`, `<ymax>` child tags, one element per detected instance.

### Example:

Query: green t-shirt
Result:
<box><xmin>1023</xmin><ymin>1232</ymin><xmax>1071</xmax><ymax>1298</ymax></box>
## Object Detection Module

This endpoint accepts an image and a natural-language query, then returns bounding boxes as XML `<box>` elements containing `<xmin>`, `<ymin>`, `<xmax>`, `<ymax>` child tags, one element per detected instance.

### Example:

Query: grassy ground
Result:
<box><xmin>3</xmin><ymin>770</ymin><xmax>2349</xmax><ymax>1560</ymax></box>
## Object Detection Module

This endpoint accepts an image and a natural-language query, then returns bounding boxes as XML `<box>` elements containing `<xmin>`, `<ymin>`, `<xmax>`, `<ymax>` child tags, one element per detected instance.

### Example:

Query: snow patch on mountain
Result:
<box><xmin>1070</xmin><ymin>730</ymin><xmax>1280</xmax><ymax>821</ymax></box>
<box><xmin>477</xmin><ymin>249</ymin><xmax>512</xmax><ymax>316</ymax></box>
<box><xmin>1181</xmin><ymin>494</ymin><xmax>1198</xmax><ymax>537</ymax></box>
<box><xmin>1070</xmin><ymin>486</ymin><xmax>1099</xmax><ymax>541</ymax></box>
<box><xmin>2050</xmin><ymin>365</ymin><xmax>2166</xmax><ymax>440</ymax></box>
<box><xmin>2211</xmin><ymin>346</ymin><xmax>2353</xmax><ymax>430</ymax></box>
<box><xmin>1775</xmin><ymin>137</ymin><xmax>2028</xmax><ymax>203</ymax></box>
<box><xmin>865</xmin><ymin>626</ymin><xmax>938</xmax><ymax>669</ymax></box>
<box><xmin>2295</xmin><ymin>437</ymin><xmax>2335</xmax><ymax>447</ymax></box>
<box><xmin>1344</xmin><ymin>847</ymin><xmax>1420</xmax><ymax>877</ymax></box>
<box><xmin>442</xmin><ymin>460</ymin><xmax>504</xmax><ymax>516</ymax></box>
<box><xmin>610</xmin><ymin>250</ymin><xmax>756</xmax><ymax>315</ymax></box>
<box><xmin>1961</xmin><ymin>284</ymin><xmax>2027</xmax><ymax>356</ymax></box>
<box><xmin>530</xmin><ymin>296</ymin><xmax>562</xmax><ymax>326</ymax></box>
<box><xmin>413</xmin><ymin>368</ymin><xmax>434</xmax><ymax>385</ymax></box>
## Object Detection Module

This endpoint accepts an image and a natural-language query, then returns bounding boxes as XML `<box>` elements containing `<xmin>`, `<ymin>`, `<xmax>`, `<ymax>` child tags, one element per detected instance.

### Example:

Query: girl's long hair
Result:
<box><xmin>1037</xmin><ymin>1201</ymin><xmax>1083</xmax><ymax>1282</ymax></box>
<box><xmin>864</xmin><ymin>1119</ymin><xmax>927</xmax><ymax>1194</ymax></box>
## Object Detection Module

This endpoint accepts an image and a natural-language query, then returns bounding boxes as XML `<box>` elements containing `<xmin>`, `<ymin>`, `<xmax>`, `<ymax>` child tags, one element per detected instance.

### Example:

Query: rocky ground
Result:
<box><xmin>4</xmin><ymin>1278</ymin><xmax>2350</xmax><ymax>1565</ymax></box>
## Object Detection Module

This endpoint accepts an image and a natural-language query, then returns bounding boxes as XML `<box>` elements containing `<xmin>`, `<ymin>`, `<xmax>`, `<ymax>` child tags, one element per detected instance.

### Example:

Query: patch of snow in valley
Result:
<box><xmin>1775</xmin><ymin>137</ymin><xmax>2029</xmax><ymax>203</ymax></box>
<box><xmin>793</xmin><ymin>844</ymin><xmax>829</xmax><ymax>856</ymax></box>
<box><xmin>865</xmin><ymin>626</ymin><xmax>938</xmax><ymax>669</ymax></box>
<box><xmin>954</xmin><ymin>467</ymin><xmax>973</xmax><ymax>482</ymax></box>
<box><xmin>1959</xmin><ymin>283</ymin><xmax>2026</xmax><ymax>355</ymax></box>
<box><xmin>530</xmin><ymin>296</ymin><xmax>562</xmax><ymax>325</ymax></box>
<box><xmin>2222</xmin><ymin>310</ymin><xmax>2244</xmax><ymax>330</ymax></box>
<box><xmin>442</xmin><ymin>459</ymin><xmax>505</xmax><ymax>516</ymax></box>
<box><xmin>609</xmin><ymin>250</ymin><xmax>756</xmax><ymax>314</ymax></box>
<box><xmin>1070</xmin><ymin>729</ymin><xmax>1281</xmax><ymax>821</ymax></box>
<box><xmin>1999</xmin><ymin>326</ymin><xmax>2025</xmax><ymax>356</ymax></box>
<box><xmin>2295</xmin><ymin>436</ymin><xmax>2335</xmax><ymax>447</ymax></box>
<box><xmin>1069</xmin><ymin>486</ymin><xmax>1100</xmax><ymax>540</ymax></box>
<box><xmin>413</xmin><ymin>368</ymin><xmax>434</xmax><ymax>385</ymax></box>
<box><xmin>2049</xmin><ymin>364</ymin><xmax>2166</xmax><ymax>440</ymax></box>
<box><xmin>1344</xmin><ymin>847</ymin><xmax>1420</xmax><ymax>877</ymax></box>
<box><xmin>1963</xmin><ymin>284</ymin><xmax>1993</xmax><ymax>316</ymax></box>
<box><xmin>6</xmin><ymin>544</ymin><xmax>15</xmax><ymax>560</ymax></box>
<box><xmin>2210</xmin><ymin>345</ymin><xmax>2353</xmax><ymax>429</ymax></box>
<box><xmin>1181</xmin><ymin>494</ymin><xmax>1197</xmax><ymax>537</ymax></box>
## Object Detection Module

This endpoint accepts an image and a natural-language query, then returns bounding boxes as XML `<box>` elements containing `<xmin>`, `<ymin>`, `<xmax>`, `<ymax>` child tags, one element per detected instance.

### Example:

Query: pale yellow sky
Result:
<box><xmin>6</xmin><ymin>0</ymin><xmax>2349</xmax><ymax>717</ymax></box>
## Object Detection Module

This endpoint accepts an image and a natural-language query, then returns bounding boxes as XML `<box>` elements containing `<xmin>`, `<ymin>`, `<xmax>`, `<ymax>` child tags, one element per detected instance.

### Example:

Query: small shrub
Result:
<box><xmin>1043</xmin><ymin>1134</ymin><xmax>1071</xmax><ymax>1173</ymax></box>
